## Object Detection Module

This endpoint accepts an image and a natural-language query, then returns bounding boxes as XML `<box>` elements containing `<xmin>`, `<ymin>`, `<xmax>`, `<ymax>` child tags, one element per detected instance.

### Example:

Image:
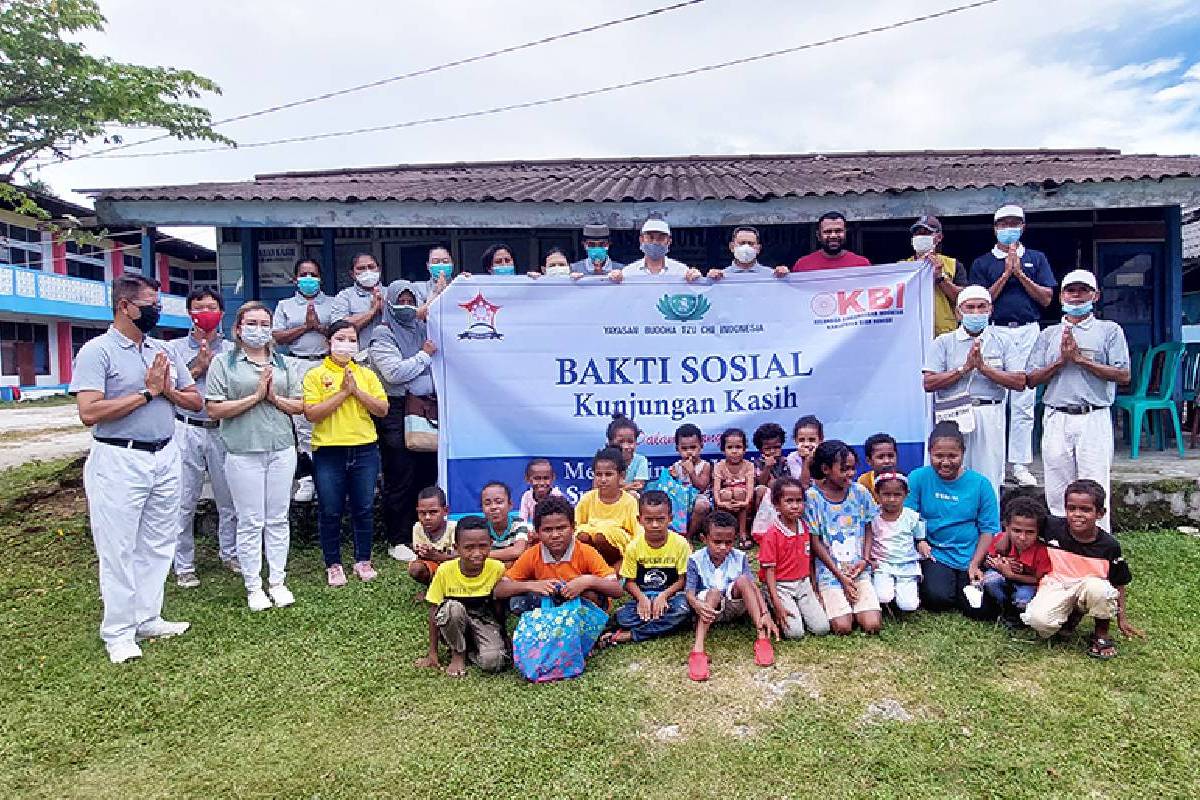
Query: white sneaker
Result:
<box><xmin>268</xmin><ymin>583</ymin><xmax>295</xmax><ymax>608</ymax></box>
<box><xmin>135</xmin><ymin>618</ymin><xmax>191</xmax><ymax>641</ymax></box>
<box><xmin>107</xmin><ymin>640</ymin><xmax>142</xmax><ymax>664</ymax></box>
<box><xmin>175</xmin><ymin>571</ymin><xmax>200</xmax><ymax>589</ymax></box>
<box><xmin>247</xmin><ymin>589</ymin><xmax>273</xmax><ymax>612</ymax></box>
<box><xmin>388</xmin><ymin>543</ymin><xmax>417</xmax><ymax>562</ymax></box>
<box><xmin>1011</xmin><ymin>464</ymin><xmax>1038</xmax><ymax>487</ymax></box>
<box><xmin>293</xmin><ymin>476</ymin><xmax>315</xmax><ymax>502</ymax></box>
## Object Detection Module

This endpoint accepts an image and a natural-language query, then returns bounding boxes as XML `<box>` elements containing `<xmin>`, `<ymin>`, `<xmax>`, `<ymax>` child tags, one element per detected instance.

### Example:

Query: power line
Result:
<box><xmin>85</xmin><ymin>0</ymin><xmax>1003</xmax><ymax>161</ymax></box>
<box><xmin>56</xmin><ymin>0</ymin><xmax>710</xmax><ymax>164</ymax></box>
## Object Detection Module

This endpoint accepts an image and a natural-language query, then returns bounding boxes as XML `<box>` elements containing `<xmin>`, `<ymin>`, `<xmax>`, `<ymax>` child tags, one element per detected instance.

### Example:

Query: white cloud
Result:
<box><xmin>26</xmin><ymin>0</ymin><xmax>1200</xmax><ymax>247</ymax></box>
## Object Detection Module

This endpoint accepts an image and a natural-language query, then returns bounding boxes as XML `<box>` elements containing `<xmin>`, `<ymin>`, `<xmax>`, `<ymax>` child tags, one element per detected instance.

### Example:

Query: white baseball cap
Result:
<box><xmin>956</xmin><ymin>285</ymin><xmax>993</xmax><ymax>308</ymax></box>
<box><xmin>994</xmin><ymin>204</ymin><xmax>1025</xmax><ymax>221</ymax></box>
<box><xmin>641</xmin><ymin>218</ymin><xmax>671</xmax><ymax>235</ymax></box>
<box><xmin>1061</xmin><ymin>269</ymin><xmax>1097</xmax><ymax>290</ymax></box>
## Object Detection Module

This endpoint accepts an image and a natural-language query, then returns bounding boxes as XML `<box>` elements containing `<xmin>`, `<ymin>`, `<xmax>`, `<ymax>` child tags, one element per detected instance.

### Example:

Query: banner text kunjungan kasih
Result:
<box><xmin>556</xmin><ymin>350</ymin><xmax>813</xmax><ymax>422</ymax></box>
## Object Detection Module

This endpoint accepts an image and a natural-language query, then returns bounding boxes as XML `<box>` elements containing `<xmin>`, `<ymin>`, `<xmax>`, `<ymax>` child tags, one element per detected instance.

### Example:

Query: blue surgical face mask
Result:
<box><xmin>587</xmin><ymin>246</ymin><xmax>609</xmax><ymax>263</ymax></box>
<box><xmin>961</xmin><ymin>313</ymin><xmax>989</xmax><ymax>334</ymax></box>
<box><xmin>1061</xmin><ymin>300</ymin><xmax>1093</xmax><ymax>317</ymax></box>
<box><xmin>428</xmin><ymin>263</ymin><xmax>453</xmax><ymax>281</ymax></box>
<box><xmin>640</xmin><ymin>241</ymin><xmax>669</xmax><ymax>260</ymax></box>
<box><xmin>296</xmin><ymin>275</ymin><xmax>321</xmax><ymax>296</ymax></box>
<box><xmin>492</xmin><ymin>265</ymin><xmax>515</xmax><ymax>276</ymax></box>
<box><xmin>996</xmin><ymin>226</ymin><xmax>1022</xmax><ymax>246</ymax></box>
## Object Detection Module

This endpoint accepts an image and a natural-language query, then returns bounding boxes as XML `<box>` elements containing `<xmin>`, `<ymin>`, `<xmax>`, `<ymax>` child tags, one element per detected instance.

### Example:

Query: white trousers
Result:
<box><xmin>225</xmin><ymin>449</ymin><xmax>297</xmax><ymax>592</ymax></box>
<box><xmin>173</xmin><ymin>420</ymin><xmax>237</xmax><ymax>572</ymax></box>
<box><xmin>964</xmin><ymin>402</ymin><xmax>1006</xmax><ymax>502</ymax></box>
<box><xmin>84</xmin><ymin>439</ymin><xmax>181</xmax><ymax>646</ymax></box>
<box><xmin>1042</xmin><ymin>408</ymin><xmax>1114</xmax><ymax>531</ymax></box>
<box><xmin>872</xmin><ymin>571</ymin><xmax>920</xmax><ymax>611</ymax></box>
<box><xmin>993</xmin><ymin>323</ymin><xmax>1040</xmax><ymax>466</ymax></box>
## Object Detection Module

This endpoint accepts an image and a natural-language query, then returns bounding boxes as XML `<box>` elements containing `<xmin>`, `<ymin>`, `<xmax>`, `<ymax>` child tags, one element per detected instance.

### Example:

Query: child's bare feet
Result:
<box><xmin>445</xmin><ymin>651</ymin><xmax>467</xmax><ymax>678</ymax></box>
<box><xmin>414</xmin><ymin>654</ymin><xmax>440</xmax><ymax>669</ymax></box>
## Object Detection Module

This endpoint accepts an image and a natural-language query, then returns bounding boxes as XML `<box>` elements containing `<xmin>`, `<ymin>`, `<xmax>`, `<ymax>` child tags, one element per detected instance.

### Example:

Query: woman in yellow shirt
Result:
<box><xmin>304</xmin><ymin>320</ymin><xmax>389</xmax><ymax>586</ymax></box>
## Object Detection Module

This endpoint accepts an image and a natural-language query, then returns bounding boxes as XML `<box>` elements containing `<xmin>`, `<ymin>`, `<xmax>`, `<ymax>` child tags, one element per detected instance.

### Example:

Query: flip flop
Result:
<box><xmin>1087</xmin><ymin>635</ymin><xmax>1117</xmax><ymax>660</ymax></box>
<box><xmin>688</xmin><ymin>651</ymin><xmax>710</xmax><ymax>682</ymax></box>
<box><xmin>754</xmin><ymin>637</ymin><xmax>775</xmax><ymax>667</ymax></box>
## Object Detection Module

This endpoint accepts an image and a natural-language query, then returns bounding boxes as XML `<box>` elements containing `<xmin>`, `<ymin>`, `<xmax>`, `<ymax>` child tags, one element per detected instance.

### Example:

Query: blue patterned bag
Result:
<box><xmin>512</xmin><ymin>597</ymin><xmax>609</xmax><ymax>683</ymax></box>
<box><xmin>646</xmin><ymin>468</ymin><xmax>698</xmax><ymax>534</ymax></box>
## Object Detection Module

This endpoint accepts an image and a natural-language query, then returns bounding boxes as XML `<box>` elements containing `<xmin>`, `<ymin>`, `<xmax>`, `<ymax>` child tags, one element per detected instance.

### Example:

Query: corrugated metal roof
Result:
<box><xmin>87</xmin><ymin>148</ymin><xmax>1200</xmax><ymax>205</ymax></box>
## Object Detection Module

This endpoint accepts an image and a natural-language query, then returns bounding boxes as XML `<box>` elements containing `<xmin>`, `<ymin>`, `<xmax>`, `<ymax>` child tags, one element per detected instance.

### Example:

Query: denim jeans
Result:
<box><xmin>614</xmin><ymin>591</ymin><xmax>692</xmax><ymax>642</ymax></box>
<box><xmin>313</xmin><ymin>443</ymin><xmax>380</xmax><ymax>567</ymax></box>
<box><xmin>980</xmin><ymin>570</ymin><xmax>1037</xmax><ymax>611</ymax></box>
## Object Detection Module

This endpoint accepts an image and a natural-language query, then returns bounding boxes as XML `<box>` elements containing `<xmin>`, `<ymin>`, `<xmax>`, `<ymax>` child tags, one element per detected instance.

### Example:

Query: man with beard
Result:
<box><xmin>792</xmin><ymin>211</ymin><xmax>871</xmax><ymax>271</ymax></box>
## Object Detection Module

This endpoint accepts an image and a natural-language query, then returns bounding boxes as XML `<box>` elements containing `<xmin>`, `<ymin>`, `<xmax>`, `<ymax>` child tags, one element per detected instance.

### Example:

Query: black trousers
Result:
<box><xmin>376</xmin><ymin>401</ymin><xmax>439</xmax><ymax>547</ymax></box>
<box><xmin>919</xmin><ymin>558</ymin><xmax>994</xmax><ymax>620</ymax></box>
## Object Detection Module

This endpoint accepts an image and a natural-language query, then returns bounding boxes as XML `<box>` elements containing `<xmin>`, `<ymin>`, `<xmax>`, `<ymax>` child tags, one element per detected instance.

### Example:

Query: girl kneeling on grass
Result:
<box><xmin>303</xmin><ymin>320</ymin><xmax>390</xmax><ymax>587</ymax></box>
<box><xmin>868</xmin><ymin>472</ymin><xmax>924</xmax><ymax>614</ymax></box>
<box><xmin>805</xmin><ymin>441</ymin><xmax>883</xmax><ymax>635</ymax></box>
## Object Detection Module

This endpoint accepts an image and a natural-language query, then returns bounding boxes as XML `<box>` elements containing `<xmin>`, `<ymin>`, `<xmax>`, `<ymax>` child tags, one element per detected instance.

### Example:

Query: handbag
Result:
<box><xmin>512</xmin><ymin>597</ymin><xmax>609</xmax><ymax>683</ymax></box>
<box><xmin>404</xmin><ymin>393</ymin><xmax>439</xmax><ymax>452</ymax></box>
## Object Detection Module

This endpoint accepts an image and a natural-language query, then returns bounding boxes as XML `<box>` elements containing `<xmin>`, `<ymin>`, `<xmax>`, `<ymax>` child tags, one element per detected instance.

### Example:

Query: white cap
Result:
<box><xmin>994</xmin><ymin>204</ymin><xmax>1025</xmax><ymax>221</ymax></box>
<box><xmin>641</xmin><ymin>218</ymin><xmax>671</xmax><ymax>235</ymax></box>
<box><xmin>956</xmin><ymin>285</ymin><xmax>992</xmax><ymax>308</ymax></box>
<box><xmin>1061</xmin><ymin>269</ymin><xmax>1097</xmax><ymax>290</ymax></box>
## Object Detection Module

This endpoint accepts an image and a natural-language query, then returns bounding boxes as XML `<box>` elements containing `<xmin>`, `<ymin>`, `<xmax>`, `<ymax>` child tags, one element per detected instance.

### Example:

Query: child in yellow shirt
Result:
<box><xmin>575</xmin><ymin>447</ymin><xmax>642</xmax><ymax>567</ymax></box>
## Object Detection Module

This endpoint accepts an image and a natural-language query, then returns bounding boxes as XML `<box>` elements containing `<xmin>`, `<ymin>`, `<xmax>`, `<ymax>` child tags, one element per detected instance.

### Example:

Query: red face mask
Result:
<box><xmin>191</xmin><ymin>310</ymin><xmax>222</xmax><ymax>332</ymax></box>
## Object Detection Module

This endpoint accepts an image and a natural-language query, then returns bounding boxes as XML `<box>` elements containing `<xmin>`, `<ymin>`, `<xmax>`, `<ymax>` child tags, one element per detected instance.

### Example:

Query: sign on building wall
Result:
<box><xmin>257</xmin><ymin>242</ymin><xmax>300</xmax><ymax>288</ymax></box>
<box><xmin>429</xmin><ymin>264</ymin><xmax>933</xmax><ymax>508</ymax></box>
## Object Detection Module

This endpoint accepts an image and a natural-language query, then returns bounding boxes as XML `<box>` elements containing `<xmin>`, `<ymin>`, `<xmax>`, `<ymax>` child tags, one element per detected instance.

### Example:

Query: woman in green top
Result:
<box><xmin>206</xmin><ymin>302</ymin><xmax>306</xmax><ymax>612</ymax></box>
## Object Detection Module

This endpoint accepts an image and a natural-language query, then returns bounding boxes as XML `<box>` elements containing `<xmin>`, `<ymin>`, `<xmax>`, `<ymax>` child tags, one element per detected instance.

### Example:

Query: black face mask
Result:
<box><xmin>129</xmin><ymin>302</ymin><xmax>161</xmax><ymax>334</ymax></box>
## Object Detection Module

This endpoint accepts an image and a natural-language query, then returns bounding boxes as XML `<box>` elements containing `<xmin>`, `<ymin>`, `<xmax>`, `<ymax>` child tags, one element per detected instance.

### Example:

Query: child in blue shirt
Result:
<box><xmin>608</xmin><ymin>414</ymin><xmax>649</xmax><ymax>495</ymax></box>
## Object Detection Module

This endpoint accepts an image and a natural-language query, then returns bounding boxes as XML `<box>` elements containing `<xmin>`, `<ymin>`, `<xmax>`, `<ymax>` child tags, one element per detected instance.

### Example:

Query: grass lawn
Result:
<box><xmin>1</xmin><ymin>458</ymin><xmax>1198</xmax><ymax>800</ymax></box>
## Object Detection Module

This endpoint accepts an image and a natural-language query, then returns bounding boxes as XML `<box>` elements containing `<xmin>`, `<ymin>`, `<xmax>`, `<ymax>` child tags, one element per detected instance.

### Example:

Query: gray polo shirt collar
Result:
<box><xmin>540</xmin><ymin>539</ymin><xmax>576</xmax><ymax>563</ymax></box>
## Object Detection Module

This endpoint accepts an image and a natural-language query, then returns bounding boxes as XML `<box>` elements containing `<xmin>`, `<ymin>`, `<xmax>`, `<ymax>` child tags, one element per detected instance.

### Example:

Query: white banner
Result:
<box><xmin>428</xmin><ymin>264</ymin><xmax>933</xmax><ymax>508</ymax></box>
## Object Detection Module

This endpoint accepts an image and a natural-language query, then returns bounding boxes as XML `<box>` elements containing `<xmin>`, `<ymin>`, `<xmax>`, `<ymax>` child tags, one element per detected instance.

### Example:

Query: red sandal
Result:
<box><xmin>754</xmin><ymin>637</ymin><xmax>776</xmax><ymax>667</ymax></box>
<box><xmin>688</xmin><ymin>651</ymin><xmax>710</xmax><ymax>682</ymax></box>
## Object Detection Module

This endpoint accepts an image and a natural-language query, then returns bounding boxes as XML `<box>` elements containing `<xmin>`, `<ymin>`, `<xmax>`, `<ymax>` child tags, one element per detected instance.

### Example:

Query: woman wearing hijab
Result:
<box><xmin>370</xmin><ymin>280</ymin><xmax>440</xmax><ymax>563</ymax></box>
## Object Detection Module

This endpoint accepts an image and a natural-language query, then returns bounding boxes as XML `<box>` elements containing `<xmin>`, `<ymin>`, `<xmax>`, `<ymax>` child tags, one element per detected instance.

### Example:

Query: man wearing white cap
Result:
<box><xmin>613</xmin><ymin>216</ymin><xmax>697</xmax><ymax>281</ymax></box>
<box><xmin>922</xmin><ymin>285</ymin><xmax>1028</xmax><ymax>498</ymax></box>
<box><xmin>968</xmin><ymin>205</ymin><xmax>1056</xmax><ymax>487</ymax></box>
<box><xmin>1026</xmin><ymin>270</ymin><xmax>1129</xmax><ymax>531</ymax></box>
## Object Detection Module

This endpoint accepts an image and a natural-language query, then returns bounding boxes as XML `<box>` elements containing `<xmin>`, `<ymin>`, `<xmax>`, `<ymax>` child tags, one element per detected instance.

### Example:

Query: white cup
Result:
<box><xmin>962</xmin><ymin>584</ymin><xmax>983</xmax><ymax>609</ymax></box>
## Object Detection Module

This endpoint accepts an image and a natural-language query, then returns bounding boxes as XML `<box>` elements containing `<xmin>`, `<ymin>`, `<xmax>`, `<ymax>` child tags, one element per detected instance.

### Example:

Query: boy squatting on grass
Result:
<box><xmin>417</xmin><ymin>515</ymin><xmax>508</xmax><ymax>678</ymax></box>
<box><xmin>406</xmin><ymin>486</ymin><xmax>457</xmax><ymax>591</ymax></box>
<box><xmin>1015</xmin><ymin>480</ymin><xmax>1144</xmax><ymax>659</ymax></box>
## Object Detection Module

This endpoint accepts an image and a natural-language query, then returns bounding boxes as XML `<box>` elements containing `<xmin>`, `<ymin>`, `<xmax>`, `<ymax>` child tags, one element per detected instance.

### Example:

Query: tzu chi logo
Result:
<box><xmin>458</xmin><ymin>293</ymin><xmax>504</xmax><ymax>340</ymax></box>
<box><xmin>656</xmin><ymin>293</ymin><xmax>711</xmax><ymax>322</ymax></box>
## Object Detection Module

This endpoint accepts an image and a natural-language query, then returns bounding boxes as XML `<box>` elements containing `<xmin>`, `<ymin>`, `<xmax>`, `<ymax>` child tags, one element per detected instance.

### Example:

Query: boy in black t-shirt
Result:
<box><xmin>1020</xmin><ymin>480</ymin><xmax>1144</xmax><ymax>658</ymax></box>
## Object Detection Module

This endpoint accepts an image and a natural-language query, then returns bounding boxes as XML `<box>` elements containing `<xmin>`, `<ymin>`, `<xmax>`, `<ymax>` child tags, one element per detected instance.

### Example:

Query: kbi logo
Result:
<box><xmin>810</xmin><ymin>283</ymin><xmax>906</xmax><ymax>320</ymax></box>
<box><xmin>458</xmin><ymin>293</ymin><xmax>503</xmax><ymax>340</ymax></box>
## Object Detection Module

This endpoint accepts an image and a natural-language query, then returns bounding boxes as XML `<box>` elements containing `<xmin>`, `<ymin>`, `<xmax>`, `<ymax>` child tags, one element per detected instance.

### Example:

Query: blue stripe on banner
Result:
<box><xmin>445</xmin><ymin>442</ymin><xmax>926</xmax><ymax>513</ymax></box>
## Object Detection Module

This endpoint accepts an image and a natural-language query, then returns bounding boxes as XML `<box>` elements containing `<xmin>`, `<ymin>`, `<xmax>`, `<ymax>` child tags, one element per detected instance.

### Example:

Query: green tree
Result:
<box><xmin>0</xmin><ymin>0</ymin><xmax>232</xmax><ymax>212</ymax></box>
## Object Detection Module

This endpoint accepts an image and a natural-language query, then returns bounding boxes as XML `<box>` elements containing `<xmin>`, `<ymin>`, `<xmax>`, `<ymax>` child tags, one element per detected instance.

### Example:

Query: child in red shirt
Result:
<box><xmin>758</xmin><ymin>477</ymin><xmax>831</xmax><ymax>639</ymax></box>
<box><xmin>979</xmin><ymin>497</ymin><xmax>1051</xmax><ymax>625</ymax></box>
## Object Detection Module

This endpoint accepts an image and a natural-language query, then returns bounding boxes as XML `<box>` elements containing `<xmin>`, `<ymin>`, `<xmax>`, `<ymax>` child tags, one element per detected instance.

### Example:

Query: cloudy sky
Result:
<box><xmin>30</xmin><ymin>0</ymin><xmax>1200</xmax><ymax>247</ymax></box>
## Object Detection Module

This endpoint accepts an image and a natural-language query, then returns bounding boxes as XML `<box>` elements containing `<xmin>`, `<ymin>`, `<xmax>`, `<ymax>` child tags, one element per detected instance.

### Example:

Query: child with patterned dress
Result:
<box><xmin>868</xmin><ymin>472</ymin><xmax>924</xmax><ymax>613</ymax></box>
<box><xmin>805</xmin><ymin>440</ymin><xmax>883</xmax><ymax>635</ymax></box>
<box><xmin>713</xmin><ymin>428</ymin><xmax>757</xmax><ymax>548</ymax></box>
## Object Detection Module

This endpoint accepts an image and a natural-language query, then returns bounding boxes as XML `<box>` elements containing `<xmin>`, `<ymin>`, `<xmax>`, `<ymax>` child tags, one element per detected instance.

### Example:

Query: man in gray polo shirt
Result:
<box><xmin>70</xmin><ymin>274</ymin><xmax>202</xmax><ymax>664</ymax></box>
<box><xmin>165</xmin><ymin>288</ymin><xmax>238</xmax><ymax>588</ymax></box>
<box><xmin>922</xmin><ymin>285</ymin><xmax>1028</xmax><ymax>499</ymax></box>
<box><xmin>706</xmin><ymin>226</ymin><xmax>791</xmax><ymax>280</ymax></box>
<box><xmin>1027</xmin><ymin>270</ymin><xmax>1130</xmax><ymax>531</ymax></box>
<box><xmin>272</xmin><ymin>257</ymin><xmax>334</xmax><ymax>501</ymax></box>
<box><xmin>570</xmin><ymin>223</ymin><xmax>624</xmax><ymax>276</ymax></box>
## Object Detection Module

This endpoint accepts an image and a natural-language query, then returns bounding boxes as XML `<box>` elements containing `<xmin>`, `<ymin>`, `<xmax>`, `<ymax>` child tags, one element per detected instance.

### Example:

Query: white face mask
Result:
<box><xmin>545</xmin><ymin>265</ymin><xmax>571</xmax><ymax>277</ymax></box>
<box><xmin>239</xmin><ymin>324</ymin><xmax>272</xmax><ymax>348</ymax></box>
<box><xmin>330</xmin><ymin>340</ymin><xmax>358</xmax><ymax>358</ymax></box>
<box><xmin>355</xmin><ymin>269</ymin><xmax>381</xmax><ymax>289</ymax></box>
<box><xmin>732</xmin><ymin>243</ymin><xmax>757</xmax><ymax>264</ymax></box>
<box><xmin>912</xmin><ymin>235</ymin><xmax>935</xmax><ymax>255</ymax></box>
